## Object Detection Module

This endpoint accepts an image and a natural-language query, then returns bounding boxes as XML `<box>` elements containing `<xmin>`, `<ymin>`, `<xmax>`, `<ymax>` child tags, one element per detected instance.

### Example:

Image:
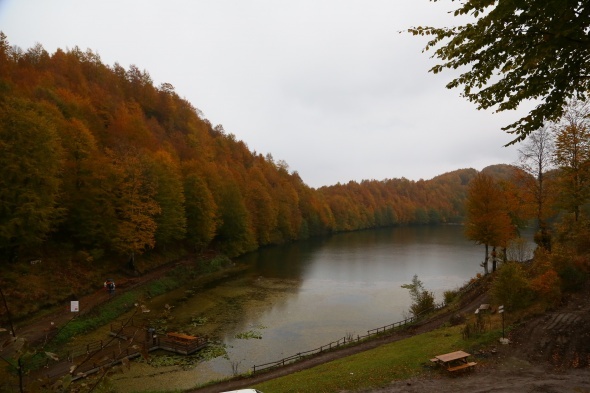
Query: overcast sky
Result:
<box><xmin>0</xmin><ymin>1</ymin><xmax>533</xmax><ymax>188</ymax></box>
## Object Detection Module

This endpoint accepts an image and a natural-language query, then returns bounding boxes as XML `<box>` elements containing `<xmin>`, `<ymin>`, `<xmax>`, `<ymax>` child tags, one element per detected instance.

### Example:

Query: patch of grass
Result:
<box><xmin>51</xmin><ymin>291</ymin><xmax>141</xmax><ymax>347</ymax></box>
<box><xmin>50</xmin><ymin>271</ymin><xmax>187</xmax><ymax>348</ymax></box>
<box><xmin>144</xmin><ymin>276</ymin><xmax>178</xmax><ymax>297</ymax></box>
<box><xmin>47</xmin><ymin>260</ymin><xmax>238</xmax><ymax>354</ymax></box>
<box><xmin>253</xmin><ymin>325</ymin><xmax>492</xmax><ymax>393</ymax></box>
<box><xmin>199</xmin><ymin>254</ymin><xmax>232</xmax><ymax>274</ymax></box>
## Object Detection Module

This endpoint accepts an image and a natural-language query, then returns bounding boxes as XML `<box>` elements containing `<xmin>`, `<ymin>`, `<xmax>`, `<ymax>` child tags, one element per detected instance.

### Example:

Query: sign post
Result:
<box><xmin>498</xmin><ymin>305</ymin><xmax>504</xmax><ymax>338</ymax></box>
<box><xmin>70</xmin><ymin>301</ymin><xmax>79</xmax><ymax>312</ymax></box>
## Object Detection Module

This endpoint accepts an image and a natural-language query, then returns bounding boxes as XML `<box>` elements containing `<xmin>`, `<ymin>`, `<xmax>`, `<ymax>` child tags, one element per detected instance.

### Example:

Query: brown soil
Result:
<box><xmin>7</xmin><ymin>267</ymin><xmax>590</xmax><ymax>393</ymax></box>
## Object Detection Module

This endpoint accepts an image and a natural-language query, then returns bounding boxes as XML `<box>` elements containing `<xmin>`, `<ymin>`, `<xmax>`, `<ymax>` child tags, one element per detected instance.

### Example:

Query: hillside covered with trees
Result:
<box><xmin>0</xmin><ymin>34</ymin><xmax>479</xmax><ymax>270</ymax></box>
<box><xmin>4</xmin><ymin>31</ymin><xmax>590</xmax><ymax>327</ymax></box>
<box><xmin>3</xmin><ymin>2</ymin><xmax>590</xmax><ymax>389</ymax></box>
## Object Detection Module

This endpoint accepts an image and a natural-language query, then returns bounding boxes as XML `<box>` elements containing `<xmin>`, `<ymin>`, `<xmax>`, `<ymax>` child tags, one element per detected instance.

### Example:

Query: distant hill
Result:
<box><xmin>482</xmin><ymin>164</ymin><xmax>520</xmax><ymax>181</ymax></box>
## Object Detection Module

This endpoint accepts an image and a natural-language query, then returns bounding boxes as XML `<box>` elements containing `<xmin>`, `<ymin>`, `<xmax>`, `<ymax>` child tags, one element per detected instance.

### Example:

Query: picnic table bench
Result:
<box><xmin>430</xmin><ymin>350</ymin><xmax>476</xmax><ymax>372</ymax></box>
<box><xmin>447</xmin><ymin>361</ymin><xmax>477</xmax><ymax>372</ymax></box>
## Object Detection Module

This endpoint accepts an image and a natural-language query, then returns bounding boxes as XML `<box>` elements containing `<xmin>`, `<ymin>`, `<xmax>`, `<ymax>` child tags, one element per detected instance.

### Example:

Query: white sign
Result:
<box><xmin>70</xmin><ymin>301</ymin><xmax>79</xmax><ymax>312</ymax></box>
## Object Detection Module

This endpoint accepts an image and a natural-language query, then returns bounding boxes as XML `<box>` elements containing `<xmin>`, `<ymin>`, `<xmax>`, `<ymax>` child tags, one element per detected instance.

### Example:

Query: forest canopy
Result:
<box><xmin>409</xmin><ymin>1</ymin><xmax>590</xmax><ymax>143</ymax></box>
<box><xmin>0</xmin><ymin>33</ymin><xmax>485</xmax><ymax>265</ymax></box>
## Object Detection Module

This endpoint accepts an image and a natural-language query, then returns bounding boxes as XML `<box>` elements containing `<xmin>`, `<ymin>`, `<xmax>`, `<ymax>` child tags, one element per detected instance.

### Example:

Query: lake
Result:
<box><xmin>112</xmin><ymin>225</ymin><xmax>533</xmax><ymax>392</ymax></box>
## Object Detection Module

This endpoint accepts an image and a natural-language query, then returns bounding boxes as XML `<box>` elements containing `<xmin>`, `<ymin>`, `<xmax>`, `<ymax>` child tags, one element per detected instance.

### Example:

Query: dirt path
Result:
<box><xmin>373</xmin><ymin>365</ymin><xmax>590</xmax><ymax>393</ymax></box>
<box><xmin>10</xmin><ymin>260</ymin><xmax>190</xmax><ymax>351</ymax></box>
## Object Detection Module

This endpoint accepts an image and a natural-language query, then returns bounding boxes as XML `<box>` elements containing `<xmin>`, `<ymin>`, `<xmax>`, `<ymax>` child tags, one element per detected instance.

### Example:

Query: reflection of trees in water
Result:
<box><xmin>160</xmin><ymin>226</ymin><xmax>530</xmax><ymax>366</ymax></box>
<box><xmin>237</xmin><ymin>239</ymin><xmax>324</xmax><ymax>279</ymax></box>
<box><xmin>116</xmin><ymin>226</ymin><xmax>520</xmax><ymax>391</ymax></box>
<box><xmin>162</xmin><ymin>274</ymin><xmax>301</xmax><ymax>346</ymax></box>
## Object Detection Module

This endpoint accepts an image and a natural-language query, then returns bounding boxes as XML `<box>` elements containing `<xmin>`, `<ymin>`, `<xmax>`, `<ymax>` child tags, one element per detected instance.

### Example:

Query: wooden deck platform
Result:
<box><xmin>31</xmin><ymin>320</ymin><xmax>208</xmax><ymax>385</ymax></box>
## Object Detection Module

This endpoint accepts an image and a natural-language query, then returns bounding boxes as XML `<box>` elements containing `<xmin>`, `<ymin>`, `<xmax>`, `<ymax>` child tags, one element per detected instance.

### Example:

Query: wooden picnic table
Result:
<box><xmin>430</xmin><ymin>350</ymin><xmax>477</xmax><ymax>372</ymax></box>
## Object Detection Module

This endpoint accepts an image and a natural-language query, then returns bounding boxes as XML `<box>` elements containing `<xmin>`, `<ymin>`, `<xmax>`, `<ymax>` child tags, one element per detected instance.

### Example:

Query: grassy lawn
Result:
<box><xmin>252</xmin><ymin>324</ymin><xmax>501</xmax><ymax>393</ymax></box>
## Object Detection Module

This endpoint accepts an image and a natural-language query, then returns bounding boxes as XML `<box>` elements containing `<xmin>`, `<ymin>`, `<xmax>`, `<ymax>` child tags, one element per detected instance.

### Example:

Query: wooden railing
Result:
<box><xmin>252</xmin><ymin>301</ymin><xmax>447</xmax><ymax>374</ymax></box>
<box><xmin>367</xmin><ymin>316</ymin><xmax>416</xmax><ymax>336</ymax></box>
<box><xmin>253</xmin><ymin>336</ymin><xmax>349</xmax><ymax>373</ymax></box>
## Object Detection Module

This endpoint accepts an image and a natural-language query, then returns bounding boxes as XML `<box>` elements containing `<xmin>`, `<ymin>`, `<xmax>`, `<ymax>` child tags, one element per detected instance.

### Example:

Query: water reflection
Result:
<box><xmin>112</xmin><ymin>225</ymin><xmax>533</xmax><ymax>392</ymax></box>
<box><xmin>199</xmin><ymin>226</ymin><xmax>488</xmax><ymax>379</ymax></box>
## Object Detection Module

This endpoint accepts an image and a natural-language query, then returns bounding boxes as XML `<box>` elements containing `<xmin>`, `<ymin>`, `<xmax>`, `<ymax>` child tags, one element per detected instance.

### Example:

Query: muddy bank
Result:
<box><xmin>377</xmin><ymin>363</ymin><xmax>590</xmax><ymax>393</ymax></box>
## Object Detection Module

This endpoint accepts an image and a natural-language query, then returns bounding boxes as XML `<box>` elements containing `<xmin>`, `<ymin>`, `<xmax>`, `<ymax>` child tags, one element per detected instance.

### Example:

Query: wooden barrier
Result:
<box><xmin>252</xmin><ymin>301</ymin><xmax>447</xmax><ymax>374</ymax></box>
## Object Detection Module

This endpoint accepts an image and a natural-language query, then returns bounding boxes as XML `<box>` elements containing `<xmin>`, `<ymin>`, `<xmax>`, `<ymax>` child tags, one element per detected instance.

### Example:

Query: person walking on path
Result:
<box><xmin>104</xmin><ymin>279</ymin><xmax>115</xmax><ymax>296</ymax></box>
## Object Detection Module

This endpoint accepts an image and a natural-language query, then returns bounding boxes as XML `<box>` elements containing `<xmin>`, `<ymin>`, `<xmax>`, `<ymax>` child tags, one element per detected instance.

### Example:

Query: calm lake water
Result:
<box><xmin>112</xmin><ymin>225</ymin><xmax>533</xmax><ymax>392</ymax></box>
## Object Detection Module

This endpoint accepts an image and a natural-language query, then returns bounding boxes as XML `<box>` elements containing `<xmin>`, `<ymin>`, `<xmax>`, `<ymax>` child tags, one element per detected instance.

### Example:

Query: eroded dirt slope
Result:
<box><xmin>511</xmin><ymin>284</ymin><xmax>590</xmax><ymax>369</ymax></box>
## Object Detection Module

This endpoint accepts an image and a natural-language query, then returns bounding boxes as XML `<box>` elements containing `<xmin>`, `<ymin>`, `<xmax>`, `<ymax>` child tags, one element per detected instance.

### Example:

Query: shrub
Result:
<box><xmin>549</xmin><ymin>243</ymin><xmax>590</xmax><ymax>291</ymax></box>
<box><xmin>401</xmin><ymin>275</ymin><xmax>435</xmax><ymax>317</ymax></box>
<box><xmin>443</xmin><ymin>289</ymin><xmax>458</xmax><ymax>305</ymax></box>
<box><xmin>558</xmin><ymin>264</ymin><xmax>587</xmax><ymax>291</ymax></box>
<box><xmin>531</xmin><ymin>269</ymin><xmax>561</xmax><ymax>306</ymax></box>
<box><xmin>506</xmin><ymin>237</ymin><xmax>534</xmax><ymax>262</ymax></box>
<box><xmin>449</xmin><ymin>313</ymin><xmax>465</xmax><ymax>326</ymax></box>
<box><xmin>491</xmin><ymin>262</ymin><xmax>534</xmax><ymax>310</ymax></box>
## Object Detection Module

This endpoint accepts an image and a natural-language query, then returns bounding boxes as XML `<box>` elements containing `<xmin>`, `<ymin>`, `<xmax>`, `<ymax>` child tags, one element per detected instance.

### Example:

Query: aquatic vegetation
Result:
<box><xmin>136</xmin><ymin>341</ymin><xmax>229</xmax><ymax>369</ymax></box>
<box><xmin>235</xmin><ymin>325</ymin><xmax>267</xmax><ymax>340</ymax></box>
<box><xmin>191</xmin><ymin>315</ymin><xmax>209</xmax><ymax>326</ymax></box>
<box><xmin>235</xmin><ymin>330</ymin><xmax>262</xmax><ymax>340</ymax></box>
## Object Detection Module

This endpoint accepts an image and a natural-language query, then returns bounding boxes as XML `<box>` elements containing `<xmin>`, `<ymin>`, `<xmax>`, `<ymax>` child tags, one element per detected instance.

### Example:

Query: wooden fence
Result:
<box><xmin>251</xmin><ymin>301</ymin><xmax>445</xmax><ymax>374</ymax></box>
<box><xmin>250</xmin><ymin>276</ymin><xmax>488</xmax><ymax>375</ymax></box>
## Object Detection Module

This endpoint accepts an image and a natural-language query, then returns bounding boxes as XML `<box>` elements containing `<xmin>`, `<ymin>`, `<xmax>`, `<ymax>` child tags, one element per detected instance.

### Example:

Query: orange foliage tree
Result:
<box><xmin>553</xmin><ymin>100</ymin><xmax>590</xmax><ymax>222</ymax></box>
<box><xmin>465</xmin><ymin>173</ymin><xmax>517</xmax><ymax>274</ymax></box>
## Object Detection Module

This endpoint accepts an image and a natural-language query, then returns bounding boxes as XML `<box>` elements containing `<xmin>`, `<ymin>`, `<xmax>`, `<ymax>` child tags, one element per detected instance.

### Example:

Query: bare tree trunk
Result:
<box><xmin>0</xmin><ymin>286</ymin><xmax>24</xmax><ymax>393</ymax></box>
<box><xmin>483</xmin><ymin>243</ymin><xmax>489</xmax><ymax>275</ymax></box>
<box><xmin>128</xmin><ymin>251</ymin><xmax>136</xmax><ymax>272</ymax></box>
<box><xmin>517</xmin><ymin>124</ymin><xmax>555</xmax><ymax>251</ymax></box>
<box><xmin>491</xmin><ymin>246</ymin><xmax>497</xmax><ymax>272</ymax></box>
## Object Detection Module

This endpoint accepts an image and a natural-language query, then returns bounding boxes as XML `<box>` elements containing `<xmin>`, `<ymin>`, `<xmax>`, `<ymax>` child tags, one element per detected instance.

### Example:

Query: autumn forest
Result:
<box><xmin>3</xmin><ymin>32</ymin><xmax>590</xmax><ymax>322</ymax></box>
<box><xmin>0</xmin><ymin>34</ymin><xmax>485</xmax><ymax>266</ymax></box>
